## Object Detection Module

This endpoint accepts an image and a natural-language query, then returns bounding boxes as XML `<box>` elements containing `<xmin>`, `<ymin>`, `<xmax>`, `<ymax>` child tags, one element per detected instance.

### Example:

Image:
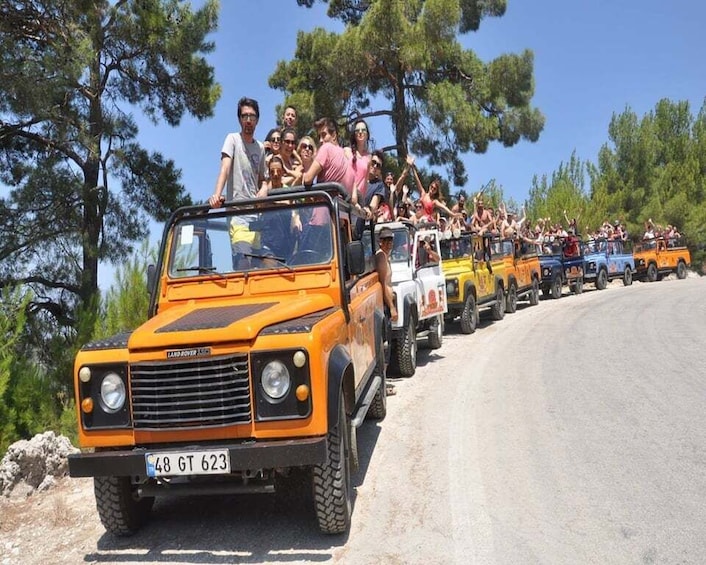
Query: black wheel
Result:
<box><xmin>572</xmin><ymin>277</ymin><xmax>584</xmax><ymax>295</ymax></box>
<box><xmin>596</xmin><ymin>268</ymin><xmax>608</xmax><ymax>290</ymax></box>
<box><xmin>541</xmin><ymin>284</ymin><xmax>550</xmax><ymax>298</ymax></box>
<box><xmin>396</xmin><ymin>319</ymin><xmax>417</xmax><ymax>377</ymax></box>
<box><xmin>491</xmin><ymin>285</ymin><xmax>505</xmax><ymax>320</ymax></box>
<box><xmin>550</xmin><ymin>276</ymin><xmax>562</xmax><ymax>299</ymax></box>
<box><xmin>94</xmin><ymin>476</ymin><xmax>154</xmax><ymax>536</ymax></box>
<box><xmin>623</xmin><ymin>267</ymin><xmax>633</xmax><ymax>286</ymax></box>
<box><xmin>367</xmin><ymin>333</ymin><xmax>387</xmax><ymax>420</ymax></box>
<box><xmin>313</xmin><ymin>398</ymin><xmax>352</xmax><ymax>534</ymax></box>
<box><xmin>647</xmin><ymin>263</ymin><xmax>658</xmax><ymax>282</ymax></box>
<box><xmin>505</xmin><ymin>282</ymin><xmax>518</xmax><ymax>313</ymax></box>
<box><xmin>427</xmin><ymin>314</ymin><xmax>443</xmax><ymax>349</ymax></box>
<box><xmin>676</xmin><ymin>261</ymin><xmax>687</xmax><ymax>280</ymax></box>
<box><xmin>529</xmin><ymin>278</ymin><xmax>540</xmax><ymax>306</ymax></box>
<box><xmin>460</xmin><ymin>293</ymin><xmax>478</xmax><ymax>334</ymax></box>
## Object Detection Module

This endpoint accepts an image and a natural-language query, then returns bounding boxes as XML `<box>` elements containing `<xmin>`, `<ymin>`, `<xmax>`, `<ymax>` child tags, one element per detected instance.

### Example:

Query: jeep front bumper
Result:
<box><xmin>68</xmin><ymin>436</ymin><xmax>327</xmax><ymax>478</ymax></box>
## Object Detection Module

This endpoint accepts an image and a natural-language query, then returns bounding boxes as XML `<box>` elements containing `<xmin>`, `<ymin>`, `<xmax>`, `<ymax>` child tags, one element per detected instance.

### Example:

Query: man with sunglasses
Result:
<box><xmin>210</xmin><ymin>96</ymin><xmax>268</xmax><ymax>208</ymax></box>
<box><xmin>209</xmin><ymin>97</ymin><xmax>269</xmax><ymax>268</ymax></box>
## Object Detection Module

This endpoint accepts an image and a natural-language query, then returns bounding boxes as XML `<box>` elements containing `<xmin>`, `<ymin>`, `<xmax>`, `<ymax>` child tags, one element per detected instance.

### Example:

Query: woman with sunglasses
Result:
<box><xmin>279</xmin><ymin>127</ymin><xmax>303</xmax><ymax>185</ymax></box>
<box><xmin>297</xmin><ymin>136</ymin><xmax>318</xmax><ymax>174</ymax></box>
<box><xmin>264</xmin><ymin>128</ymin><xmax>282</xmax><ymax>165</ymax></box>
<box><xmin>345</xmin><ymin>118</ymin><xmax>372</xmax><ymax>205</ymax></box>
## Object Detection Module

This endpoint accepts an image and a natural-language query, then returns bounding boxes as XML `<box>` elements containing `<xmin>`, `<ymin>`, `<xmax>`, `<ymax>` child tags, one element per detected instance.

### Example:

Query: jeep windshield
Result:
<box><xmin>167</xmin><ymin>202</ymin><xmax>334</xmax><ymax>278</ymax></box>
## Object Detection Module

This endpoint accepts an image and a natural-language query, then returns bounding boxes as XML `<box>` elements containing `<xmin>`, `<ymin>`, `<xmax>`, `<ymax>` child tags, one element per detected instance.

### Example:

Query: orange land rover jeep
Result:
<box><xmin>68</xmin><ymin>183</ymin><xmax>387</xmax><ymax>536</ymax></box>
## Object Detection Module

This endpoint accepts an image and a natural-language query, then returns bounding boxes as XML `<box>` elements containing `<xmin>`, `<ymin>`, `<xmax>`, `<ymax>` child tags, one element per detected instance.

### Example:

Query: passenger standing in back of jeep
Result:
<box><xmin>209</xmin><ymin>97</ymin><xmax>269</xmax><ymax>267</ymax></box>
<box><xmin>376</xmin><ymin>227</ymin><xmax>398</xmax><ymax>371</ymax></box>
<box><xmin>209</xmin><ymin>97</ymin><xmax>268</xmax><ymax>207</ymax></box>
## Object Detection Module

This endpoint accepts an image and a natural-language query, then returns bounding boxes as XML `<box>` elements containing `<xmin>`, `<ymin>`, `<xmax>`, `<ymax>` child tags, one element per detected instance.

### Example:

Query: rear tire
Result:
<box><xmin>368</xmin><ymin>333</ymin><xmax>387</xmax><ymax>420</ymax></box>
<box><xmin>460</xmin><ymin>293</ymin><xmax>478</xmax><ymax>334</ymax></box>
<box><xmin>313</xmin><ymin>399</ymin><xmax>352</xmax><ymax>534</ymax></box>
<box><xmin>427</xmin><ymin>314</ymin><xmax>443</xmax><ymax>349</ymax></box>
<box><xmin>491</xmin><ymin>285</ymin><xmax>505</xmax><ymax>320</ymax></box>
<box><xmin>94</xmin><ymin>476</ymin><xmax>154</xmax><ymax>536</ymax></box>
<box><xmin>676</xmin><ymin>261</ymin><xmax>687</xmax><ymax>279</ymax></box>
<box><xmin>529</xmin><ymin>278</ymin><xmax>540</xmax><ymax>306</ymax></box>
<box><xmin>505</xmin><ymin>282</ymin><xmax>518</xmax><ymax>313</ymax></box>
<box><xmin>623</xmin><ymin>267</ymin><xmax>633</xmax><ymax>286</ymax></box>
<box><xmin>572</xmin><ymin>277</ymin><xmax>584</xmax><ymax>295</ymax></box>
<box><xmin>596</xmin><ymin>268</ymin><xmax>608</xmax><ymax>290</ymax></box>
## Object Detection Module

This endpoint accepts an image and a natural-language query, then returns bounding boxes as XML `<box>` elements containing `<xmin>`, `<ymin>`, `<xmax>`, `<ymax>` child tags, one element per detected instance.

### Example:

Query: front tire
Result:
<box><xmin>427</xmin><ymin>314</ymin><xmax>443</xmax><ymax>349</ymax></box>
<box><xmin>313</xmin><ymin>399</ymin><xmax>353</xmax><ymax>534</ymax></box>
<box><xmin>460</xmin><ymin>293</ymin><xmax>478</xmax><ymax>334</ymax></box>
<box><xmin>623</xmin><ymin>267</ymin><xmax>633</xmax><ymax>286</ymax></box>
<box><xmin>647</xmin><ymin>263</ymin><xmax>658</xmax><ymax>282</ymax></box>
<box><xmin>396</xmin><ymin>319</ymin><xmax>417</xmax><ymax>377</ymax></box>
<box><xmin>94</xmin><ymin>476</ymin><xmax>154</xmax><ymax>536</ymax></box>
<box><xmin>550</xmin><ymin>276</ymin><xmax>562</xmax><ymax>299</ymax></box>
<box><xmin>505</xmin><ymin>282</ymin><xmax>518</xmax><ymax>313</ymax></box>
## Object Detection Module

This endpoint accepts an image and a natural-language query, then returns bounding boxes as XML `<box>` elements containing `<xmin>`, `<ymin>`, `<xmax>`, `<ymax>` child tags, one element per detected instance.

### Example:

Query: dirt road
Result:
<box><xmin>2</xmin><ymin>276</ymin><xmax>705</xmax><ymax>564</ymax></box>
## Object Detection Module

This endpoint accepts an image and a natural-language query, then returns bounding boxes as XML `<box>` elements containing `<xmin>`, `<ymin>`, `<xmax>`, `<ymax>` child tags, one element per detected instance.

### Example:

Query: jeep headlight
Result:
<box><xmin>446</xmin><ymin>279</ymin><xmax>459</xmax><ymax>297</ymax></box>
<box><xmin>588</xmin><ymin>262</ymin><xmax>596</xmax><ymax>271</ymax></box>
<box><xmin>261</xmin><ymin>360</ymin><xmax>291</xmax><ymax>400</ymax></box>
<box><xmin>100</xmin><ymin>372</ymin><xmax>126</xmax><ymax>413</ymax></box>
<box><xmin>542</xmin><ymin>267</ymin><xmax>550</xmax><ymax>277</ymax></box>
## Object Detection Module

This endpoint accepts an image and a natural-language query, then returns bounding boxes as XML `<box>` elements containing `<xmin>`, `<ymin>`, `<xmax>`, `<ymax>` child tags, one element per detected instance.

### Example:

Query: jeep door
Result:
<box><xmin>413</xmin><ymin>232</ymin><xmax>447</xmax><ymax>320</ymax></box>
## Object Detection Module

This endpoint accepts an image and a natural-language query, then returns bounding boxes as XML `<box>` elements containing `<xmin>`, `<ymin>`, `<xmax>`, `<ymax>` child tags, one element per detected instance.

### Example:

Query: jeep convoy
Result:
<box><xmin>68</xmin><ymin>184</ymin><xmax>387</xmax><ymax>536</ymax></box>
<box><xmin>69</xmin><ymin>183</ymin><xmax>695</xmax><ymax>536</ymax></box>
<box><xmin>633</xmin><ymin>237</ymin><xmax>691</xmax><ymax>282</ymax></box>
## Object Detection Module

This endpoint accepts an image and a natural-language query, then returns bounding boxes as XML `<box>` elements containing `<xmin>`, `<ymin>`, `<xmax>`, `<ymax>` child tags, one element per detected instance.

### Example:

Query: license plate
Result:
<box><xmin>145</xmin><ymin>449</ymin><xmax>230</xmax><ymax>477</ymax></box>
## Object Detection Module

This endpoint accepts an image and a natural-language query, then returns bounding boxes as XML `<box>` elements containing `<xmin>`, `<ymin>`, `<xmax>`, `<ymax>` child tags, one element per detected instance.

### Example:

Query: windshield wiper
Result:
<box><xmin>175</xmin><ymin>266</ymin><xmax>227</xmax><ymax>278</ymax></box>
<box><xmin>244</xmin><ymin>253</ymin><xmax>294</xmax><ymax>272</ymax></box>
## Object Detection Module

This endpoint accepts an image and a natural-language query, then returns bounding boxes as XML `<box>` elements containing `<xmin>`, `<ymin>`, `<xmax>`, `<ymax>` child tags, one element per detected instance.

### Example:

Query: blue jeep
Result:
<box><xmin>538</xmin><ymin>235</ymin><xmax>585</xmax><ymax>299</ymax></box>
<box><xmin>582</xmin><ymin>238</ymin><xmax>635</xmax><ymax>289</ymax></box>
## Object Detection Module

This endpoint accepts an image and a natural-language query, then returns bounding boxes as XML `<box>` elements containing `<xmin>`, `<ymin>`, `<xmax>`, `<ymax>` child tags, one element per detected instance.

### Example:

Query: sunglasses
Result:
<box><xmin>415</xmin><ymin>205</ymin><xmax>422</xmax><ymax>210</ymax></box>
<box><xmin>355</xmin><ymin>127</ymin><xmax>367</xmax><ymax>133</ymax></box>
<box><xmin>283</xmin><ymin>139</ymin><xmax>296</xmax><ymax>145</ymax></box>
<box><xmin>299</xmin><ymin>143</ymin><xmax>314</xmax><ymax>151</ymax></box>
<box><xmin>240</xmin><ymin>113</ymin><xmax>257</xmax><ymax>122</ymax></box>
<box><xmin>371</xmin><ymin>161</ymin><xmax>382</xmax><ymax>168</ymax></box>
<box><xmin>270</xmin><ymin>136</ymin><xmax>281</xmax><ymax>142</ymax></box>
<box><xmin>380</xmin><ymin>237</ymin><xmax>393</xmax><ymax>242</ymax></box>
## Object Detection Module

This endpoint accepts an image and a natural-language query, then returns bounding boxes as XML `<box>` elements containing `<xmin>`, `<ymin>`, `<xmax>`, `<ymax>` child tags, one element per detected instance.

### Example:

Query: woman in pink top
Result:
<box><xmin>345</xmin><ymin>118</ymin><xmax>371</xmax><ymax>205</ymax></box>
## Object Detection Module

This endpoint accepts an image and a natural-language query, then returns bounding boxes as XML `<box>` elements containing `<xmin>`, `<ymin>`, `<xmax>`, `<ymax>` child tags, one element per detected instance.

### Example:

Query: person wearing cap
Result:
<box><xmin>376</xmin><ymin>228</ymin><xmax>398</xmax><ymax>371</ymax></box>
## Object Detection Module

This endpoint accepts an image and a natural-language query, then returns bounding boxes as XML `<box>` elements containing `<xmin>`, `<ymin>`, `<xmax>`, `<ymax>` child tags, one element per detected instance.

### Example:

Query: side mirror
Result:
<box><xmin>147</xmin><ymin>264</ymin><xmax>157</xmax><ymax>295</ymax></box>
<box><xmin>347</xmin><ymin>240</ymin><xmax>365</xmax><ymax>275</ymax></box>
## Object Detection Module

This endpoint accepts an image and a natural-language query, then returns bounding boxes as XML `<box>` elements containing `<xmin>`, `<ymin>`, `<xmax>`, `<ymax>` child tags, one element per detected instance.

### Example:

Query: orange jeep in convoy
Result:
<box><xmin>490</xmin><ymin>236</ymin><xmax>541</xmax><ymax>312</ymax></box>
<box><xmin>633</xmin><ymin>237</ymin><xmax>691</xmax><ymax>281</ymax></box>
<box><xmin>68</xmin><ymin>183</ymin><xmax>386</xmax><ymax>536</ymax></box>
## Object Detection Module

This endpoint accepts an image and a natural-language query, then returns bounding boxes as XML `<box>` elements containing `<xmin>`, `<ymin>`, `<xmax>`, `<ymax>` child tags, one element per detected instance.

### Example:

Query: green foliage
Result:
<box><xmin>279</xmin><ymin>0</ymin><xmax>544</xmax><ymax>185</ymax></box>
<box><xmin>94</xmin><ymin>241</ymin><xmax>155</xmax><ymax>339</ymax></box>
<box><xmin>0</xmin><ymin>286</ymin><xmax>72</xmax><ymax>453</ymax></box>
<box><xmin>0</xmin><ymin>0</ymin><xmax>220</xmax><ymax>341</ymax></box>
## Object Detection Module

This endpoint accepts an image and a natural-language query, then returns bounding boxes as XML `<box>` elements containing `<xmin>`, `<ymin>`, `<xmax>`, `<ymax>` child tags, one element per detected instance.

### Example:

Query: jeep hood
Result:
<box><xmin>128</xmin><ymin>294</ymin><xmax>335</xmax><ymax>350</ymax></box>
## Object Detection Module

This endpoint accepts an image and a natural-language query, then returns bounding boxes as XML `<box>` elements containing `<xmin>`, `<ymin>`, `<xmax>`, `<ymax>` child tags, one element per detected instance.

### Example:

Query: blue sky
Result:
<box><xmin>106</xmin><ymin>0</ymin><xmax>706</xmax><ymax>286</ymax></box>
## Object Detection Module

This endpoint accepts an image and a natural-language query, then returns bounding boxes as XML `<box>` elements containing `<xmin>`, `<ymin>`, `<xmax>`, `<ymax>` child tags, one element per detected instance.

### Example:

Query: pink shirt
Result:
<box><xmin>350</xmin><ymin>153</ymin><xmax>370</xmax><ymax>199</ymax></box>
<box><xmin>315</xmin><ymin>142</ymin><xmax>355</xmax><ymax>195</ymax></box>
<box><xmin>308</xmin><ymin>142</ymin><xmax>355</xmax><ymax>226</ymax></box>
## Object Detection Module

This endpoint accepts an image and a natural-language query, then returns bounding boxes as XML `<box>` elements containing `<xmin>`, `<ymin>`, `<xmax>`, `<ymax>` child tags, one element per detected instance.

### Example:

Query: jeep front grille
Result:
<box><xmin>130</xmin><ymin>353</ymin><xmax>251</xmax><ymax>429</ymax></box>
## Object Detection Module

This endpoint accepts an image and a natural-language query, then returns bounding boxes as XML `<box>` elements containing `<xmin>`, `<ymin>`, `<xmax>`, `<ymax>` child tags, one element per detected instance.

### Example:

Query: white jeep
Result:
<box><xmin>374</xmin><ymin>221</ymin><xmax>448</xmax><ymax>377</ymax></box>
